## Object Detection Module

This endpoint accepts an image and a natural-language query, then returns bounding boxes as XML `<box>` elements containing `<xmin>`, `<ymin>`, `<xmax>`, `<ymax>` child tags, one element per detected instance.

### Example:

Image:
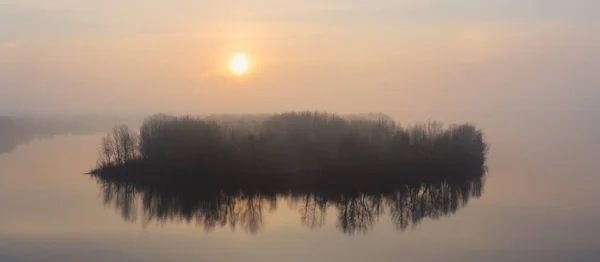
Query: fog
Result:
<box><xmin>1</xmin><ymin>0</ymin><xmax>599</xmax><ymax>116</ymax></box>
<box><xmin>3</xmin><ymin>2</ymin><xmax>600</xmax><ymax>261</ymax></box>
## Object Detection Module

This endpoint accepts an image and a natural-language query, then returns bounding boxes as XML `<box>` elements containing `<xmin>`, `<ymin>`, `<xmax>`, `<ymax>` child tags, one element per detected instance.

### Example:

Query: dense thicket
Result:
<box><xmin>93</xmin><ymin>111</ymin><xmax>488</xmax><ymax>188</ymax></box>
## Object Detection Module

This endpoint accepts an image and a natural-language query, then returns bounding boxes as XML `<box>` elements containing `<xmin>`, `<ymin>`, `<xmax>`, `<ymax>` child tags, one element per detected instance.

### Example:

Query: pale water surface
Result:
<box><xmin>1</xmin><ymin>113</ymin><xmax>599</xmax><ymax>262</ymax></box>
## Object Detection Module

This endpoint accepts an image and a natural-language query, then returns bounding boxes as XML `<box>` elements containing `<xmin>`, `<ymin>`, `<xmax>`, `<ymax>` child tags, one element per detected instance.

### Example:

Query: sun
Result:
<box><xmin>229</xmin><ymin>53</ymin><xmax>250</xmax><ymax>76</ymax></box>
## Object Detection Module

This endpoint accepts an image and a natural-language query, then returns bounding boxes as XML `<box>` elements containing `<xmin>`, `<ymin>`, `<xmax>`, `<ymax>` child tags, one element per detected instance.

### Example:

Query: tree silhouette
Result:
<box><xmin>92</xmin><ymin>111</ymin><xmax>488</xmax><ymax>188</ymax></box>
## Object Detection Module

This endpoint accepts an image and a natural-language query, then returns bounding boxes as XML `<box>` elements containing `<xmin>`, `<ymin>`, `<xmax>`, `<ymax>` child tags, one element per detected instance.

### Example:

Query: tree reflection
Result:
<box><xmin>296</xmin><ymin>193</ymin><xmax>327</xmax><ymax>229</ymax></box>
<box><xmin>95</xmin><ymin>176</ymin><xmax>485</xmax><ymax>235</ymax></box>
<box><xmin>385</xmin><ymin>179</ymin><xmax>484</xmax><ymax>231</ymax></box>
<box><xmin>334</xmin><ymin>193</ymin><xmax>385</xmax><ymax>234</ymax></box>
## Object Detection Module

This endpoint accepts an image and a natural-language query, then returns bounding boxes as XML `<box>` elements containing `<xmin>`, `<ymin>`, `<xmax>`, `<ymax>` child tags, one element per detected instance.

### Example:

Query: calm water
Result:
<box><xmin>1</xmin><ymin>114</ymin><xmax>599</xmax><ymax>262</ymax></box>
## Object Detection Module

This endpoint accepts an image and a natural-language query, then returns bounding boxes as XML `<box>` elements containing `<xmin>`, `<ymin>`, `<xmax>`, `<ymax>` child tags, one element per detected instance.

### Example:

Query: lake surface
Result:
<box><xmin>1</xmin><ymin>113</ymin><xmax>599</xmax><ymax>261</ymax></box>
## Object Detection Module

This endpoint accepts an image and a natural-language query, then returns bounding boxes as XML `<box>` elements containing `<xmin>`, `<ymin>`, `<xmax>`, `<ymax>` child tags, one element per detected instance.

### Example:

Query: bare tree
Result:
<box><xmin>110</xmin><ymin>125</ymin><xmax>138</xmax><ymax>165</ymax></box>
<box><xmin>100</xmin><ymin>134</ymin><xmax>115</xmax><ymax>167</ymax></box>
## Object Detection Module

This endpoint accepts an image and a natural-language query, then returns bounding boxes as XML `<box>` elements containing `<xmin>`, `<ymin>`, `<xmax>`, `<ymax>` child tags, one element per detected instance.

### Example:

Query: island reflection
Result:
<box><xmin>95</xmin><ymin>175</ymin><xmax>485</xmax><ymax>235</ymax></box>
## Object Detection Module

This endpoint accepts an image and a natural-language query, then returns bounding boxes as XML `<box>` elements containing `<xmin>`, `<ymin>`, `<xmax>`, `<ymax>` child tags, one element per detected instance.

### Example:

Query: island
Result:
<box><xmin>90</xmin><ymin>111</ymin><xmax>488</xmax><ymax>189</ymax></box>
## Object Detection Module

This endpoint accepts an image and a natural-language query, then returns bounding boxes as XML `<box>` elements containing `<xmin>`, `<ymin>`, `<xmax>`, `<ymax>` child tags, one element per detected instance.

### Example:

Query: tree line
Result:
<box><xmin>94</xmin><ymin>111</ymin><xmax>488</xmax><ymax>188</ymax></box>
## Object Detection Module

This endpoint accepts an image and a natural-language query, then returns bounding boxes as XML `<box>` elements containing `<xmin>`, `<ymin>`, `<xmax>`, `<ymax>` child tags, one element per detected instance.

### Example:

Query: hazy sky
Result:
<box><xmin>1</xmin><ymin>0</ymin><xmax>599</xmax><ymax>116</ymax></box>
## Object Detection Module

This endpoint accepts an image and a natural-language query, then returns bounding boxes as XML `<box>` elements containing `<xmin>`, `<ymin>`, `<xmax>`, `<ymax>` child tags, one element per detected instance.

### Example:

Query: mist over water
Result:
<box><xmin>1</xmin><ymin>0</ymin><xmax>600</xmax><ymax>261</ymax></box>
<box><xmin>0</xmin><ymin>111</ymin><xmax>599</xmax><ymax>261</ymax></box>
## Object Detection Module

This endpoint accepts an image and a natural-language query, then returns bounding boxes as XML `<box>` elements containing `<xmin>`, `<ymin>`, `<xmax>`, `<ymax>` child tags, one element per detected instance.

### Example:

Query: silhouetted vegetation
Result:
<box><xmin>94</xmin><ymin>174</ymin><xmax>484</xmax><ymax>235</ymax></box>
<box><xmin>91</xmin><ymin>111</ymin><xmax>488</xmax><ymax>188</ymax></box>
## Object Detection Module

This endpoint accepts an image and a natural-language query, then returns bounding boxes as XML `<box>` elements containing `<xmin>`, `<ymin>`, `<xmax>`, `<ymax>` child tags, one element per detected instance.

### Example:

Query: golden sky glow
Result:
<box><xmin>0</xmin><ymin>1</ymin><xmax>598</xmax><ymax>115</ymax></box>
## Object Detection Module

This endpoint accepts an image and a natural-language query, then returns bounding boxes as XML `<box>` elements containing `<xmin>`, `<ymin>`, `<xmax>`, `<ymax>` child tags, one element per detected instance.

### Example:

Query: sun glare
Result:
<box><xmin>229</xmin><ymin>53</ymin><xmax>250</xmax><ymax>76</ymax></box>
